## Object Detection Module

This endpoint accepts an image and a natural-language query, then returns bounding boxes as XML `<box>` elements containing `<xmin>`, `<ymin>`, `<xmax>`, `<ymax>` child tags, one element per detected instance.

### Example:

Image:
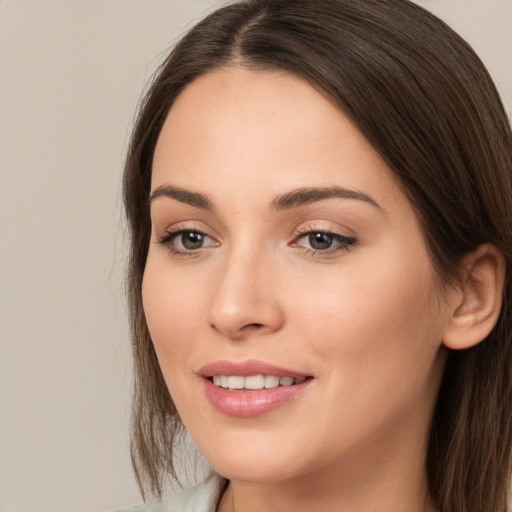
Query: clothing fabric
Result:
<box><xmin>114</xmin><ymin>473</ymin><xmax>226</xmax><ymax>512</ymax></box>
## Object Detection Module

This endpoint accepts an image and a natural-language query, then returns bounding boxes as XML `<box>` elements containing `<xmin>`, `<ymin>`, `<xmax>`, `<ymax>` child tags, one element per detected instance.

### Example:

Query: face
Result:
<box><xmin>143</xmin><ymin>67</ymin><xmax>452</xmax><ymax>486</ymax></box>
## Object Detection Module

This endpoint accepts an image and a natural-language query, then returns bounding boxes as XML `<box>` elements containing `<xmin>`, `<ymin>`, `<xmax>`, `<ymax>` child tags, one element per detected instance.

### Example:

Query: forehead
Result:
<box><xmin>153</xmin><ymin>67</ymin><xmax>347</xmax><ymax>172</ymax></box>
<box><xmin>151</xmin><ymin>66</ymin><xmax>408</xmax><ymax>218</ymax></box>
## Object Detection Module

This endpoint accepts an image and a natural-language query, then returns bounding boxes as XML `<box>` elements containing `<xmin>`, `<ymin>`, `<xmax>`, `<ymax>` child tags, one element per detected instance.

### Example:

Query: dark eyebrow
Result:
<box><xmin>149</xmin><ymin>185</ymin><xmax>214</xmax><ymax>210</ymax></box>
<box><xmin>270</xmin><ymin>186</ymin><xmax>382</xmax><ymax>211</ymax></box>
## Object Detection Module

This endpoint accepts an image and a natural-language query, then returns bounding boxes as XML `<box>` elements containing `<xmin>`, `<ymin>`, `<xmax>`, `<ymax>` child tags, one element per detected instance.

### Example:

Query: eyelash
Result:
<box><xmin>291</xmin><ymin>227</ymin><xmax>356</xmax><ymax>257</ymax></box>
<box><xmin>156</xmin><ymin>227</ymin><xmax>356</xmax><ymax>258</ymax></box>
<box><xmin>157</xmin><ymin>228</ymin><xmax>217</xmax><ymax>257</ymax></box>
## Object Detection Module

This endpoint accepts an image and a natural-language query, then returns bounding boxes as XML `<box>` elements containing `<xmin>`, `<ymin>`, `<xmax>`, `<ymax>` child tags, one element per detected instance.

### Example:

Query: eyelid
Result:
<box><xmin>155</xmin><ymin>220</ymin><xmax>213</xmax><ymax>239</ymax></box>
<box><xmin>291</xmin><ymin>220</ymin><xmax>355</xmax><ymax>240</ymax></box>
<box><xmin>289</xmin><ymin>221</ymin><xmax>357</xmax><ymax>256</ymax></box>
<box><xmin>158</xmin><ymin>228</ymin><xmax>215</xmax><ymax>245</ymax></box>
<box><xmin>155</xmin><ymin>221</ymin><xmax>219</xmax><ymax>256</ymax></box>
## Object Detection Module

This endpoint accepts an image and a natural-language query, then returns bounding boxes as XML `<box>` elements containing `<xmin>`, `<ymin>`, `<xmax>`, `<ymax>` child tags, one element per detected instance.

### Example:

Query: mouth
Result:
<box><xmin>210</xmin><ymin>374</ymin><xmax>308</xmax><ymax>391</ymax></box>
<box><xmin>199</xmin><ymin>360</ymin><xmax>314</xmax><ymax>417</ymax></box>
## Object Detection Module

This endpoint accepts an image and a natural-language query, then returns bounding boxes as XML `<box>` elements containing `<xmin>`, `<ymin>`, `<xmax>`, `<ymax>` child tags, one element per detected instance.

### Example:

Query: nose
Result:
<box><xmin>206</xmin><ymin>249</ymin><xmax>285</xmax><ymax>341</ymax></box>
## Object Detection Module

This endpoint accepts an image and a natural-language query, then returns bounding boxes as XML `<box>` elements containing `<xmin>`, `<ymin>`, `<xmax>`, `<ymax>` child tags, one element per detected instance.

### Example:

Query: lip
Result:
<box><xmin>199</xmin><ymin>359</ymin><xmax>310</xmax><ymax>378</ymax></box>
<box><xmin>199</xmin><ymin>359</ymin><xmax>314</xmax><ymax>417</ymax></box>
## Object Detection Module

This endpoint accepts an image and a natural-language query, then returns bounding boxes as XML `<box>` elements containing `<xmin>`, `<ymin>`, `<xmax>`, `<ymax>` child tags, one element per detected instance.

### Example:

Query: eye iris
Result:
<box><xmin>181</xmin><ymin>231</ymin><xmax>204</xmax><ymax>250</ymax></box>
<box><xmin>308</xmin><ymin>232</ymin><xmax>333</xmax><ymax>250</ymax></box>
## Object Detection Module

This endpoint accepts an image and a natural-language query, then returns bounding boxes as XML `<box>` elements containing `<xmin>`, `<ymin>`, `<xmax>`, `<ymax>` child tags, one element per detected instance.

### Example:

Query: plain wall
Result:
<box><xmin>0</xmin><ymin>1</ymin><xmax>510</xmax><ymax>511</ymax></box>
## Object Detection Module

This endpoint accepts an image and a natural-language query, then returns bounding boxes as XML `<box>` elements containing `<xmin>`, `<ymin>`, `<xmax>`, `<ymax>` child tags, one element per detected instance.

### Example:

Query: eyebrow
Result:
<box><xmin>149</xmin><ymin>185</ymin><xmax>214</xmax><ymax>210</ymax></box>
<box><xmin>269</xmin><ymin>186</ymin><xmax>382</xmax><ymax>211</ymax></box>
<box><xmin>149</xmin><ymin>184</ymin><xmax>382</xmax><ymax>212</ymax></box>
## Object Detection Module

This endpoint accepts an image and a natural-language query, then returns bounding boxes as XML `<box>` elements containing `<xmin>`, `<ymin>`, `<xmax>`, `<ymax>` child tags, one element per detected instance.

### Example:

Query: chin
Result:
<box><xmin>211</xmin><ymin>457</ymin><xmax>301</xmax><ymax>484</ymax></box>
<box><xmin>190</xmin><ymin>428</ymin><xmax>308</xmax><ymax>484</ymax></box>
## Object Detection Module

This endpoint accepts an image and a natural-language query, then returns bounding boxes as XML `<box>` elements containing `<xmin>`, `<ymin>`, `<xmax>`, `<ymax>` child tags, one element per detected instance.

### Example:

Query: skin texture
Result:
<box><xmin>142</xmin><ymin>67</ymin><xmax>461</xmax><ymax>512</ymax></box>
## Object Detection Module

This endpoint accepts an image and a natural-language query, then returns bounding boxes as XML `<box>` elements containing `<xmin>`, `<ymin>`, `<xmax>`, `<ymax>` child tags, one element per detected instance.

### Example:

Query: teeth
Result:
<box><xmin>212</xmin><ymin>374</ymin><xmax>307</xmax><ymax>390</ymax></box>
<box><xmin>264</xmin><ymin>375</ymin><xmax>280</xmax><ymax>388</ymax></box>
<box><xmin>279</xmin><ymin>376</ymin><xmax>294</xmax><ymax>386</ymax></box>
<box><xmin>227</xmin><ymin>376</ymin><xmax>245</xmax><ymax>389</ymax></box>
<box><xmin>245</xmin><ymin>375</ymin><xmax>265</xmax><ymax>389</ymax></box>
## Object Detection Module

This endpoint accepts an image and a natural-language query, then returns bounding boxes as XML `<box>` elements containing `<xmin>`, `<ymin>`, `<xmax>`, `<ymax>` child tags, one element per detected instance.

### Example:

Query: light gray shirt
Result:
<box><xmin>115</xmin><ymin>473</ymin><xmax>225</xmax><ymax>512</ymax></box>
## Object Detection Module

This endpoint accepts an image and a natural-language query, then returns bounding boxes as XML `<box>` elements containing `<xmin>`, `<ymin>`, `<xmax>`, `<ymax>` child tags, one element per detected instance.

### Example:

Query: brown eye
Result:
<box><xmin>158</xmin><ymin>228</ymin><xmax>217</xmax><ymax>255</ymax></box>
<box><xmin>292</xmin><ymin>229</ymin><xmax>356</xmax><ymax>255</ymax></box>
<box><xmin>308</xmin><ymin>232</ymin><xmax>334</xmax><ymax>250</ymax></box>
<box><xmin>180</xmin><ymin>231</ymin><xmax>206</xmax><ymax>250</ymax></box>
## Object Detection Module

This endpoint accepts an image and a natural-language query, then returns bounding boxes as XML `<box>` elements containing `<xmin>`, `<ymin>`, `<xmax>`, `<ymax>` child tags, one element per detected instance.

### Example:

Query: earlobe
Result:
<box><xmin>443</xmin><ymin>244</ymin><xmax>505</xmax><ymax>350</ymax></box>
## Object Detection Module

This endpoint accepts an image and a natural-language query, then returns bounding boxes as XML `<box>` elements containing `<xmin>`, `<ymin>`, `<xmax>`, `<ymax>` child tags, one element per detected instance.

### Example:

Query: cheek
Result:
<box><xmin>290</xmin><ymin>249</ymin><xmax>444</xmax><ymax>385</ymax></box>
<box><xmin>283</xmin><ymin>256</ymin><xmax>446</xmax><ymax>452</ymax></box>
<box><xmin>141</xmin><ymin>259</ymin><xmax>206</xmax><ymax>379</ymax></box>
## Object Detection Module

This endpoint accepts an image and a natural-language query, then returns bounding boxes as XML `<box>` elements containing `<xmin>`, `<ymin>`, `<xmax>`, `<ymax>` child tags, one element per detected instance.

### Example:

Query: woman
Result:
<box><xmin>121</xmin><ymin>0</ymin><xmax>512</xmax><ymax>511</ymax></box>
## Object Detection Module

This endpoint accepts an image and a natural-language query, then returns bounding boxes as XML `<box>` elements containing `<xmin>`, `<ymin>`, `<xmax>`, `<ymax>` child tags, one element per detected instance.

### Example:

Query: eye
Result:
<box><xmin>292</xmin><ymin>229</ymin><xmax>356</xmax><ymax>255</ymax></box>
<box><xmin>158</xmin><ymin>229</ymin><xmax>217</xmax><ymax>255</ymax></box>
<box><xmin>177</xmin><ymin>231</ymin><xmax>208</xmax><ymax>250</ymax></box>
<box><xmin>307</xmin><ymin>232</ymin><xmax>336</xmax><ymax>250</ymax></box>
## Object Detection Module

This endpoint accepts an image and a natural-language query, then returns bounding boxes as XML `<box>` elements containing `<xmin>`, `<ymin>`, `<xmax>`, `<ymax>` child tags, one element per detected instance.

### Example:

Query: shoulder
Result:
<box><xmin>114</xmin><ymin>473</ymin><xmax>226</xmax><ymax>512</ymax></box>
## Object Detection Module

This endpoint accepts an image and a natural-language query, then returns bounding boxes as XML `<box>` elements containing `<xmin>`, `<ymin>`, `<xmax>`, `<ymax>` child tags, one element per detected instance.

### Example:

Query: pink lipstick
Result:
<box><xmin>199</xmin><ymin>360</ymin><xmax>313</xmax><ymax>417</ymax></box>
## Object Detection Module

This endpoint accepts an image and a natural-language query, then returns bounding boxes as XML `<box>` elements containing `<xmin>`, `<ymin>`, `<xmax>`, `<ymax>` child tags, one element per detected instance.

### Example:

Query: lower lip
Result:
<box><xmin>202</xmin><ymin>378</ymin><xmax>312</xmax><ymax>417</ymax></box>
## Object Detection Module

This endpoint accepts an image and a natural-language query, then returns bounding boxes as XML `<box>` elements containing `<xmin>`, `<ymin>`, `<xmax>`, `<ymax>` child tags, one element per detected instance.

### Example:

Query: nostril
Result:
<box><xmin>243</xmin><ymin>323</ymin><xmax>264</xmax><ymax>331</ymax></box>
<box><xmin>209</xmin><ymin>322</ymin><xmax>263</xmax><ymax>332</ymax></box>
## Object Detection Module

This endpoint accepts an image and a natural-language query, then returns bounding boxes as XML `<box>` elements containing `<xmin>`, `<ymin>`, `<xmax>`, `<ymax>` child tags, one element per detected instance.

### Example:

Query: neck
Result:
<box><xmin>219</xmin><ymin>465</ymin><xmax>437</xmax><ymax>512</ymax></box>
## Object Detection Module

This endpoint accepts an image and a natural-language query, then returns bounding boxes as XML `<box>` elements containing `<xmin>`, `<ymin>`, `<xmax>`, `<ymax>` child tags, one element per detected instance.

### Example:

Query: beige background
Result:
<box><xmin>0</xmin><ymin>1</ymin><xmax>510</xmax><ymax>512</ymax></box>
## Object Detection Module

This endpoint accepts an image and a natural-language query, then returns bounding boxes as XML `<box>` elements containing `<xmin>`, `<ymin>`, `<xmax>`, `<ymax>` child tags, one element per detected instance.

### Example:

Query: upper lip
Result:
<box><xmin>199</xmin><ymin>359</ymin><xmax>311</xmax><ymax>378</ymax></box>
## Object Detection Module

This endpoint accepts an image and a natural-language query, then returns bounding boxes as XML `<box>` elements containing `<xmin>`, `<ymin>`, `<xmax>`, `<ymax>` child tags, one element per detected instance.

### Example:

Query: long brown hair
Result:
<box><xmin>123</xmin><ymin>0</ymin><xmax>512</xmax><ymax>509</ymax></box>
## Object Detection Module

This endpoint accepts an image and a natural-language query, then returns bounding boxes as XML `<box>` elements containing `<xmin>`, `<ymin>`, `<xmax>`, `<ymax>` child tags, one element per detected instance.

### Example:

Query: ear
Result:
<box><xmin>443</xmin><ymin>243</ymin><xmax>505</xmax><ymax>350</ymax></box>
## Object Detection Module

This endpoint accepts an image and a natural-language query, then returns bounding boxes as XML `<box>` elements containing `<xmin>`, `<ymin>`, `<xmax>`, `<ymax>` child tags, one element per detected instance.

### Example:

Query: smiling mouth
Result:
<box><xmin>210</xmin><ymin>374</ymin><xmax>309</xmax><ymax>391</ymax></box>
